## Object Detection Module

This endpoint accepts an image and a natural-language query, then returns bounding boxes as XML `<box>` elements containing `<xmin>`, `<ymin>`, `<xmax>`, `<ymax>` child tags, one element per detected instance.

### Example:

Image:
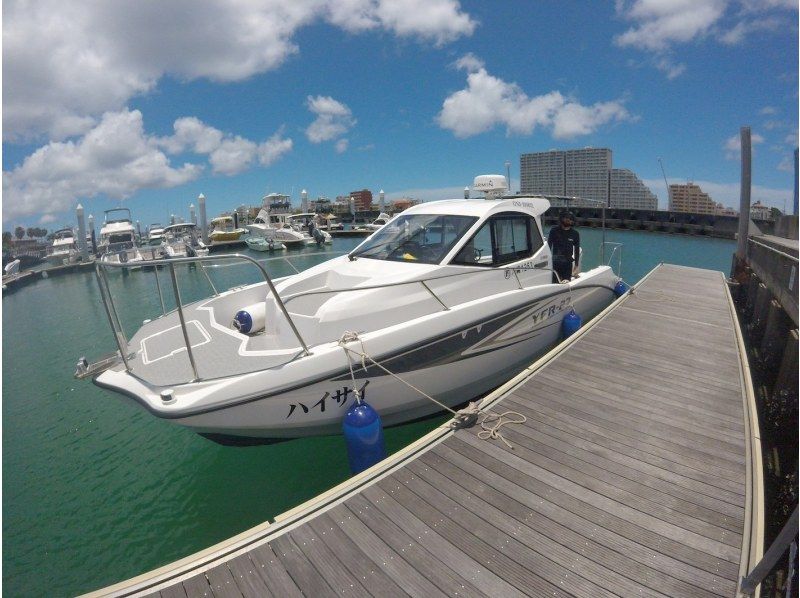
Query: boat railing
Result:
<box><xmin>92</xmin><ymin>253</ymin><xmax>311</xmax><ymax>381</ymax></box>
<box><xmin>89</xmin><ymin>250</ymin><xmax>617</xmax><ymax>383</ymax></box>
<box><xmin>601</xmin><ymin>242</ymin><xmax>624</xmax><ymax>280</ymax></box>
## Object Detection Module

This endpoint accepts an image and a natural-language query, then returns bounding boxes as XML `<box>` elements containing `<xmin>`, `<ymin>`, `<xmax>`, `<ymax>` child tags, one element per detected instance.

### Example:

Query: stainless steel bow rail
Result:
<box><xmin>80</xmin><ymin>251</ymin><xmax>618</xmax><ymax>383</ymax></box>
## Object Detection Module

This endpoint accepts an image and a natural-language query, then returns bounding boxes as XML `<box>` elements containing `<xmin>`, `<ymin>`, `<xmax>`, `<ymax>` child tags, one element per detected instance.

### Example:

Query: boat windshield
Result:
<box><xmin>351</xmin><ymin>214</ymin><xmax>477</xmax><ymax>264</ymax></box>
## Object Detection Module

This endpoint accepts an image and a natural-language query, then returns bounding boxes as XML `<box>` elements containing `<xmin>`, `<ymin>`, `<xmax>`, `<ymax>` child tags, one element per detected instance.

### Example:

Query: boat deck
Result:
<box><xmin>86</xmin><ymin>264</ymin><xmax>759</xmax><ymax>597</ymax></box>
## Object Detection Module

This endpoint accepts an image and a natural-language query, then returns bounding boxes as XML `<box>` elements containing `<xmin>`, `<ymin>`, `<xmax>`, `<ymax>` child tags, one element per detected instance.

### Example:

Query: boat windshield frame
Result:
<box><xmin>350</xmin><ymin>214</ymin><xmax>478</xmax><ymax>265</ymax></box>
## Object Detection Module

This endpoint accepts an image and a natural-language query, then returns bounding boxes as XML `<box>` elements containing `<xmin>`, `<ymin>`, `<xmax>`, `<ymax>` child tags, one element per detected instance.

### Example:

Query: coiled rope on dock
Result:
<box><xmin>337</xmin><ymin>331</ymin><xmax>527</xmax><ymax>449</ymax></box>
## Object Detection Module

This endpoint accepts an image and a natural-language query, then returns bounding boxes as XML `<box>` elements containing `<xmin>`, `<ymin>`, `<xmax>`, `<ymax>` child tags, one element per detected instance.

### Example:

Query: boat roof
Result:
<box><xmin>400</xmin><ymin>195</ymin><xmax>550</xmax><ymax>218</ymax></box>
<box><xmin>163</xmin><ymin>223</ymin><xmax>198</xmax><ymax>231</ymax></box>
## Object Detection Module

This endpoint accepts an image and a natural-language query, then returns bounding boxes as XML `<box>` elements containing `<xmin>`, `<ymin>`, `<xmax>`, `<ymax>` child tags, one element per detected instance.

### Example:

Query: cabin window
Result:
<box><xmin>452</xmin><ymin>214</ymin><xmax>542</xmax><ymax>267</ymax></box>
<box><xmin>350</xmin><ymin>214</ymin><xmax>477</xmax><ymax>264</ymax></box>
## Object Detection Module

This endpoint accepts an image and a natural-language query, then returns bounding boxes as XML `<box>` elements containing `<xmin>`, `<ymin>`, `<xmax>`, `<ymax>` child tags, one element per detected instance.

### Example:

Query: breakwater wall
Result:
<box><xmin>544</xmin><ymin>208</ymin><xmax>776</xmax><ymax>239</ymax></box>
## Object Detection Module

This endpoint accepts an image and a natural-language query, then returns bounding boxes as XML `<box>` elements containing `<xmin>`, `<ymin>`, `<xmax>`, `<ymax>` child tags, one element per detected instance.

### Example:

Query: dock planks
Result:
<box><xmin>92</xmin><ymin>264</ymin><xmax>751</xmax><ymax>597</ymax></box>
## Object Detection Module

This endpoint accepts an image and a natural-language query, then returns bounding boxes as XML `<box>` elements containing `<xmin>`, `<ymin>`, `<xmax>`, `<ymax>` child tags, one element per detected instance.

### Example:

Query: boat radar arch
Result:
<box><xmin>473</xmin><ymin>174</ymin><xmax>508</xmax><ymax>200</ymax></box>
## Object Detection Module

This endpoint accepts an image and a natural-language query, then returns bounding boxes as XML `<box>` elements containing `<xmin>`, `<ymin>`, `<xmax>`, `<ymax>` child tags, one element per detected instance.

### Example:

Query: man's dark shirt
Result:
<box><xmin>547</xmin><ymin>225</ymin><xmax>580</xmax><ymax>263</ymax></box>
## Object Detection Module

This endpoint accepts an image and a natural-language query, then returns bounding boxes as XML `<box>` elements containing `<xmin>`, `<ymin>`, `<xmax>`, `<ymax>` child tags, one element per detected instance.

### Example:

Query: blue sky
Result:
<box><xmin>3</xmin><ymin>0</ymin><xmax>798</xmax><ymax>231</ymax></box>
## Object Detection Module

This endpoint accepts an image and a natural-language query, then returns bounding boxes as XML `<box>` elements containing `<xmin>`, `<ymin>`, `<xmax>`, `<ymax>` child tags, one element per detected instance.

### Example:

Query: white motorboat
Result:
<box><xmin>354</xmin><ymin>212</ymin><xmax>391</xmax><ymax>232</ymax></box>
<box><xmin>160</xmin><ymin>223</ymin><xmax>209</xmax><ymax>257</ymax></box>
<box><xmin>98</xmin><ymin>208</ymin><xmax>144</xmax><ymax>267</ymax></box>
<box><xmin>46</xmin><ymin>228</ymin><xmax>79</xmax><ymax>266</ymax></box>
<box><xmin>146</xmin><ymin>224</ymin><xmax>166</xmax><ymax>246</ymax></box>
<box><xmin>247</xmin><ymin>198</ymin><xmax>312</xmax><ymax>248</ymax></box>
<box><xmin>82</xmin><ymin>175</ymin><xmax>621</xmax><ymax>444</ymax></box>
<box><xmin>286</xmin><ymin>213</ymin><xmax>333</xmax><ymax>245</ymax></box>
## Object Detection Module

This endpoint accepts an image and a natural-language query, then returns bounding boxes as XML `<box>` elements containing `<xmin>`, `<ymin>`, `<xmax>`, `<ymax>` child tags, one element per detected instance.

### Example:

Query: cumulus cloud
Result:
<box><xmin>437</xmin><ymin>57</ymin><xmax>634</xmax><ymax>139</ymax></box>
<box><xmin>335</xmin><ymin>139</ymin><xmax>350</xmax><ymax>154</ymax></box>
<box><xmin>3</xmin><ymin>0</ymin><xmax>475</xmax><ymax>141</ymax></box>
<box><xmin>614</xmin><ymin>0</ymin><xmax>797</xmax><ymax>78</ymax></box>
<box><xmin>305</xmin><ymin>96</ymin><xmax>356</xmax><ymax>147</ymax></box>
<box><xmin>159</xmin><ymin>118</ymin><xmax>293</xmax><ymax>175</ymax></box>
<box><xmin>3</xmin><ymin>110</ymin><xmax>292</xmax><ymax>221</ymax></box>
<box><xmin>614</xmin><ymin>0</ymin><xmax>727</xmax><ymax>52</ymax></box>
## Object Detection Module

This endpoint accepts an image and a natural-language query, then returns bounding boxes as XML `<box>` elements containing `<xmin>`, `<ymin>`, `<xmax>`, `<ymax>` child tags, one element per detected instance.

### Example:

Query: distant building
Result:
<box><xmin>716</xmin><ymin>205</ymin><xmax>739</xmax><ymax>217</ymax></box>
<box><xmin>349</xmin><ymin>189</ymin><xmax>373</xmax><ymax>212</ymax></box>
<box><xmin>392</xmin><ymin>198</ymin><xmax>420</xmax><ymax>212</ymax></box>
<box><xmin>310</xmin><ymin>197</ymin><xmax>332</xmax><ymax>213</ymax></box>
<box><xmin>520</xmin><ymin>148</ymin><xmax>613</xmax><ymax>205</ymax></box>
<box><xmin>669</xmin><ymin>183</ymin><xmax>716</xmax><ymax>215</ymax></box>
<box><xmin>750</xmin><ymin>201</ymin><xmax>773</xmax><ymax>221</ymax></box>
<box><xmin>610</xmin><ymin>169</ymin><xmax>658</xmax><ymax>210</ymax></box>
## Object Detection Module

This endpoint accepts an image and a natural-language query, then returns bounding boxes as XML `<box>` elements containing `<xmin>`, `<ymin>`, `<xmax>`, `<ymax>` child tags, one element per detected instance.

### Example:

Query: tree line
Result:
<box><xmin>2</xmin><ymin>227</ymin><xmax>50</xmax><ymax>247</ymax></box>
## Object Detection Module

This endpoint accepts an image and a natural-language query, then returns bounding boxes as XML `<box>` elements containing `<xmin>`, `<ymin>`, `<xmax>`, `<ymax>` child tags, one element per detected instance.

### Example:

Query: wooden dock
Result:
<box><xmin>86</xmin><ymin>264</ymin><xmax>762</xmax><ymax>597</ymax></box>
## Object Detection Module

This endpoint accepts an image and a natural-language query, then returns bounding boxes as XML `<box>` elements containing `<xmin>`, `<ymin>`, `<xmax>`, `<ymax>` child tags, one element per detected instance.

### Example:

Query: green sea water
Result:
<box><xmin>3</xmin><ymin>229</ymin><xmax>736</xmax><ymax>597</ymax></box>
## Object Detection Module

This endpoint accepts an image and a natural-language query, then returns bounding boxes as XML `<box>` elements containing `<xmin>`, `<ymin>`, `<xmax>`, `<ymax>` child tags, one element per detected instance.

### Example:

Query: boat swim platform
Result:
<box><xmin>85</xmin><ymin>263</ymin><xmax>763</xmax><ymax>598</ymax></box>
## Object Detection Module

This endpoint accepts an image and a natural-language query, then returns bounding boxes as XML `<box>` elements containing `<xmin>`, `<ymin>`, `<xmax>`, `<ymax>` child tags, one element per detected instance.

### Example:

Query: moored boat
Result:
<box><xmin>81</xmin><ymin>175</ymin><xmax>622</xmax><ymax>444</ymax></box>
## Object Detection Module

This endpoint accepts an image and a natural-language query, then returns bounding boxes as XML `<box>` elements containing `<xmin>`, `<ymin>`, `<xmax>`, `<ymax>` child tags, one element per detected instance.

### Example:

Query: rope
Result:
<box><xmin>337</xmin><ymin>332</ymin><xmax>527</xmax><ymax>448</ymax></box>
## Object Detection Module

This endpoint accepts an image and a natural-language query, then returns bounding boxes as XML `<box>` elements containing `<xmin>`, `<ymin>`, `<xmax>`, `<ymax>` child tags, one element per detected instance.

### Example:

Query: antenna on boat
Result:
<box><xmin>473</xmin><ymin>174</ymin><xmax>508</xmax><ymax>200</ymax></box>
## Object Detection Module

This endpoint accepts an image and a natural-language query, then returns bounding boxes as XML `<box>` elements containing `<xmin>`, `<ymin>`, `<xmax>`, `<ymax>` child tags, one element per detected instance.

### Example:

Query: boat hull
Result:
<box><xmin>97</xmin><ymin>276</ymin><xmax>615</xmax><ymax>441</ymax></box>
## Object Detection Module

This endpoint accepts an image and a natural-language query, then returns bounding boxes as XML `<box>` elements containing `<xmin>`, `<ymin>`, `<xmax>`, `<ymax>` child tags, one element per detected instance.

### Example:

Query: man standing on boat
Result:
<box><xmin>548</xmin><ymin>210</ymin><xmax>580</xmax><ymax>283</ymax></box>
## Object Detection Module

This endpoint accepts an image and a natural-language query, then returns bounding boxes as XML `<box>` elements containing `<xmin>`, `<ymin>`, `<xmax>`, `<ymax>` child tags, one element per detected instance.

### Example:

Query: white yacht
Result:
<box><xmin>146</xmin><ymin>224</ymin><xmax>166</xmax><ymax>246</ymax></box>
<box><xmin>46</xmin><ymin>228</ymin><xmax>79</xmax><ymax>266</ymax></box>
<box><xmin>161</xmin><ymin>223</ymin><xmax>209</xmax><ymax>257</ymax></box>
<box><xmin>286</xmin><ymin>213</ymin><xmax>333</xmax><ymax>244</ymax></box>
<box><xmin>83</xmin><ymin>176</ymin><xmax>621</xmax><ymax>444</ymax></box>
<box><xmin>354</xmin><ymin>212</ymin><xmax>391</xmax><ymax>232</ymax></box>
<box><xmin>98</xmin><ymin>208</ymin><xmax>144</xmax><ymax>267</ymax></box>
<box><xmin>247</xmin><ymin>197</ymin><xmax>312</xmax><ymax>248</ymax></box>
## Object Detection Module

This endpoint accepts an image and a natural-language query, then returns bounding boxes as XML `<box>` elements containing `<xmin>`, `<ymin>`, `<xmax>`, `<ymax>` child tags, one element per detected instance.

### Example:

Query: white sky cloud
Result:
<box><xmin>437</xmin><ymin>58</ymin><xmax>634</xmax><ymax>139</ymax></box>
<box><xmin>614</xmin><ymin>0</ymin><xmax>796</xmax><ymax>78</ymax></box>
<box><xmin>305</xmin><ymin>96</ymin><xmax>356</xmax><ymax>145</ymax></box>
<box><xmin>335</xmin><ymin>139</ymin><xmax>350</xmax><ymax>154</ymax></box>
<box><xmin>3</xmin><ymin>0</ymin><xmax>475</xmax><ymax>142</ymax></box>
<box><xmin>3</xmin><ymin>110</ymin><xmax>292</xmax><ymax>221</ymax></box>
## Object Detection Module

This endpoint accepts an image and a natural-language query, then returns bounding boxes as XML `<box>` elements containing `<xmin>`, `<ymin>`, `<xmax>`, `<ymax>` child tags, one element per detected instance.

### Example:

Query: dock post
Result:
<box><xmin>198</xmin><ymin>193</ymin><xmax>209</xmax><ymax>244</ymax></box>
<box><xmin>76</xmin><ymin>203</ymin><xmax>89</xmax><ymax>261</ymax></box>
<box><xmin>745</xmin><ymin>272</ymin><xmax>760</xmax><ymax>320</ymax></box>
<box><xmin>190</xmin><ymin>204</ymin><xmax>196</xmax><ymax>225</ymax></box>
<box><xmin>301</xmin><ymin>189</ymin><xmax>308</xmax><ymax>213</ymax></box>
<box><xmin>734</xmin><ymin>126</ymin><xmax>752</xmax><ymax>279</ymax></box>
<box><xmin>379</xmin><ymin>189</ymin><xmax>385</xmax><ymax>213</ymax></box>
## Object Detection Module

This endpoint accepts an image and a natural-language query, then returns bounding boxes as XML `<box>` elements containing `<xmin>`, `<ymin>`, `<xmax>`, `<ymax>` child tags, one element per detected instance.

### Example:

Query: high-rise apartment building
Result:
<box><xmin>520</xmin><ymin>148</ymin><xmax>611</xmax><ymax>205</ymax></box>
<box><xmin>669</xmin><ymin>183</ymin><xmax>716</xmax><ymax>214</ymax></box>
<box><xmin>610</xmin><ymin>169</ymin><xmax>658</xmax><ymax>210</ymax></box>
<box><xmin>520</xmin><ymin>148</ymin><xmax>659</xmax><ymax>209</ymax></box>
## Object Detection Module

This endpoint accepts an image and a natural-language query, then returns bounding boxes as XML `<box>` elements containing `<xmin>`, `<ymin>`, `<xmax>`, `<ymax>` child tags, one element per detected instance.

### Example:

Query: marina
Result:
<box><xmin>3</xmin><ymin>229</ymin><xmax>746</xmax><ymax>596</ymax></box>
<box><xmin>83</xmin><ymin>263</ymin><xmax>762</xmax><ymax>597</ymax></box>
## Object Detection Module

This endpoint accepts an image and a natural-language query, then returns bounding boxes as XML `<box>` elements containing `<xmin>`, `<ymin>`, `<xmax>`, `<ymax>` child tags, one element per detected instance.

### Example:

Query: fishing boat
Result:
<box><xmin>245</xmin><ymin>236</ymin><xmax>285</xmax><ymax>252</ymax></box>
<box><xmin>81</xmin><ymin>175</ymin><xmax>621</xmax><ymax>444</ymax></box>
<box><xmin>318</xmin><ymin>214</ymin><xmax>344</xmax><ymax>231</ymax></box>
<box><xmin>45</xmin><ymin>228</ymin><xmax>79</xmax><ymax>266</ymax></box>
<box><xmin>98</xmin><ymin>208</ymin><xmax>144</xmax><ymax>267</ymax></box>
<box><xmin>209</xmin><ymin>216</ymin><xmax>247</xmax><ymax>243</ymax></box>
